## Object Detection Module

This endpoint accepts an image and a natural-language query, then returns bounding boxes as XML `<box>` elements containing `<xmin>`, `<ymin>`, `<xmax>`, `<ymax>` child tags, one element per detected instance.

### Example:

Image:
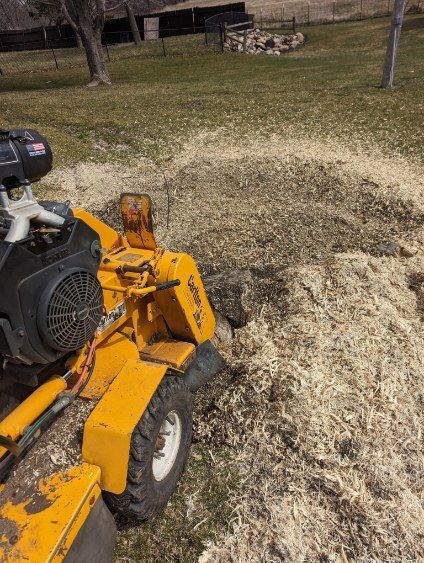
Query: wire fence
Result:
<box><xmin>0</xmin><ymin>1</ymin><xmax>422</xmax><ymax>76</ymax></box>
<box><xmin>0</xmin><ymin>28</ymin><xmax>221</xmax><ymax>76</ymax></box>
<box><xmin>250</xmin><ymin>0</ymin><xmax>422</xmax><ymax>28</ymax></box>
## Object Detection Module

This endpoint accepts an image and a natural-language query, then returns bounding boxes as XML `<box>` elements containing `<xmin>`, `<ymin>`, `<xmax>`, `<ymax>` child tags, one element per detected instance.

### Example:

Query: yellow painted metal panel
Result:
<box><xmin>82</xmin><ymin>360</ymin><xmax>167</xmax><ymax>494</ymax></box>
<box><xmin>80</xmin><ymin>331</ymin><xmax>139</xmax><ymax>400</ymax></box>
<box><xmin>120</xmin><ymin>193</ymin><xmax>157</xmax><ymax>250</ymax></box>
<box><xmin>0</xmin><ymin>464</ymin><xmax>101</xmax><ymax>562</ymax></box>
<box><xmin>155</xmin><ymin>252</ymin><xmax>216</xmax><ymax>344</ymax></box>
<box><xmin>140</xmin><ymin>338</ymin><xmax>195</xmax><ymax>371</ymax></box>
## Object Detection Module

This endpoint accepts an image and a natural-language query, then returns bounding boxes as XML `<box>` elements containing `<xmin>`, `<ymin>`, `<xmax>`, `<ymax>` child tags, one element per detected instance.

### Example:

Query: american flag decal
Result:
<box><xmin>27</xmin><ymin>142</ymin><xmax>46</xmax><ymax>157</ymax></box>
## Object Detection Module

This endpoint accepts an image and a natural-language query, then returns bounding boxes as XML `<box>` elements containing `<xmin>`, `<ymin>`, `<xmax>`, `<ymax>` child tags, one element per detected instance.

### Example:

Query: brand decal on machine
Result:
<box><xmin>187</xmin><ymin>274</ymin><xmax>205</xmax><ymax>330</ymax></box>
<box><xmin>98</xmin><ymin>301</ymin><xmax>127</xmax><ymax>333</ymax></box>
<box><xmin>26</xmin><ymin>142</ymin><xmax>46</xmax><ymax>157</ymax></box>
<box><xmin>41</xmin><ymin>248</ymin><xmax>70</xmax><ymax>266</ymax></box>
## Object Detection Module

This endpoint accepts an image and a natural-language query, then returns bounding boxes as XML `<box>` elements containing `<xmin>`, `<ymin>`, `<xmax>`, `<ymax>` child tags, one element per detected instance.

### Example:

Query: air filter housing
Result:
<box><xmin>0</xmin><ymin>128</ymin><xmax>53</xmax><ymax>188</ymax></box>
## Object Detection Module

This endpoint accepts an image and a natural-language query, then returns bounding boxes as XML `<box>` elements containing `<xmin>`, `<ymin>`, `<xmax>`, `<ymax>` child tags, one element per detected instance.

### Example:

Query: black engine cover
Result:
<box><xmin>0</xmin><ymin>128</ymin><xmax>52</xmax><ymax>187</ymax></box>
<box><xmin>0</xmin><ymin>217</ymin><xmax>103</xmax><ymax>365</ymax></box>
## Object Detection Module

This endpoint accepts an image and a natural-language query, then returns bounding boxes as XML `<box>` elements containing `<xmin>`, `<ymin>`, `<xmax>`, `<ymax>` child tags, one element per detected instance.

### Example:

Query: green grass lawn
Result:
<box><xmin>0</xmin><ymin>14</ymin><xmax>423</xmax><ymax>166</ymax></box>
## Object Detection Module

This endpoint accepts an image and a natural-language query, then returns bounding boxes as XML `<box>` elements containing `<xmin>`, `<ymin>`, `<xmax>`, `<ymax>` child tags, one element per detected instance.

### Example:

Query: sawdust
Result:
<box><xmin>0</xmin><ymin>399</ymin><xmax>94</xmax><ymax>507</ymax></box>
<box><xmin>198</xmin><ymin>252</ymin><xmax>424</xmax><ymax>561</ymax></box>
<box><xmin>40</xmin><ymin>131</ymin><xmax>423</xmax><ymax>278</ymax></box>
<box><xmin>36</xmin><ymin>131</ymin><xmax>423</xmax><ymax>560</ymax></box>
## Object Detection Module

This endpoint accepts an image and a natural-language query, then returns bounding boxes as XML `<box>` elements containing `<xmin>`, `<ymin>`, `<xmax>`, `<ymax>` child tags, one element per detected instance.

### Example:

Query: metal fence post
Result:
<box><xmin>260</xmin><ymin>8</ymin><xmax>263</xmax><ymax>28</ymax></box>
<box><xmin>104</xmin><ymin>42</ymin><xmax>110</xmax><ymax>62</ymax></box>
<box><xmin>387</xmin><ymin>0</ymin><xmax>391</xmax><ymax>15</ymax></box>
<box><xmin>162</xmin><ymin>37</ymin><xmax>166</xmax><ymax>56</ymax></box>
<box><xmin>307</xmin><ymin>2</ymin><xmax>310</xmax><ymax>24</ymax></box>
<box><xmin>282</xmin><ymin>3</ymin><xmax>285</xmax><ymax>21</ymax></box>
<box><xmin>191</xmin><ymin>7</ymin><xmax>196</xmax><ymax>34</ymax></box>
<box><xmin>360</xmin><ymin>0</ymin><xmax>363</xmax><ymax>19</ymax></box>
<box><xmin>333</xmin><ymin>1</ymin><xmax>336</xmax><ymax>22</ymax></box>
<box><xmin>242</xmin><ymin>28</ymin><xmax>248</xmax><ymax>52</ymax></box>
<box><xmin>292</xmin><ymin>16</ymin><xmax>296</xmax><ymax>33</ymax></box>
<box><xmin>49</xmin><ymin>42</ymin><xmax>59</xmax><ymax>70</ymax></box>
<box><xmin>219</xmin><ymin>24</ymin><xmax>224</xmax><ymax>53</ymax></box>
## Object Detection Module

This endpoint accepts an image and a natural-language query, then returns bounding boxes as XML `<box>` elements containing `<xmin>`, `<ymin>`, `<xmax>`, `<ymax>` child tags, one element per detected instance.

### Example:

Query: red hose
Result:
<box><xmin>70</xmin><ymin>335</ymin><xmax>97</xmax><ymax>395</ymax></box>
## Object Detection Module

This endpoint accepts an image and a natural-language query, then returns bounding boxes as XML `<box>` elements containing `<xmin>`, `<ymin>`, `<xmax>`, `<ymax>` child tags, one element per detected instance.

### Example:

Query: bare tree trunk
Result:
<box><xmin>80</xmin><ymin>26</ymin><xmax>111</xmax><ymax>86</ymax></box>
<box><xmin>75</xmin><ymin>30</ymin><xmax>83</xmax><ymax>48</ymax></box>
<box><xmin>32</xmin><ymin>0</ymin><xmax>112</xmax><ymax>86</ymax></box>
<box><xmin>380</xmin><ymin>0</ymin><xmax>405</xmax><ymax>88</ymax></box>
<box><xmin>126</xmin><ymin>2</ymin><xmax>142</xmax><ymax>44</ymax></box>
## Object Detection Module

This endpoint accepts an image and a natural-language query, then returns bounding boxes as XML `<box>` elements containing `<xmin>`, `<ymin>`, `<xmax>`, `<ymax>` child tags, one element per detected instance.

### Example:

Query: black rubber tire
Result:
<box><xmin>104</xmin><ymin>375</ymin><xmax>192</xmax><ymax>520</ymax></box>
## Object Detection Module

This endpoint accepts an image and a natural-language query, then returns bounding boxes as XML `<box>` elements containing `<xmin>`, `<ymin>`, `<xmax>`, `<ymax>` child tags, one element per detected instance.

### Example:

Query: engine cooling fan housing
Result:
<box><xmin>38</xmin><ymin>268</ymin><xmax>103</xmax><ymax>352</ymax></box>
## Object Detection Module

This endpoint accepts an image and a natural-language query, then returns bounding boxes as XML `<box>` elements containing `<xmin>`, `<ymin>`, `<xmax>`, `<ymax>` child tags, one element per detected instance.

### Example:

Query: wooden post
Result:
<box><xmin>332</xmin><ymin>1</ymin><xmax>336</xmax><ymax>22</ymax></box>
<box><xmin>360</xmin><ymin>0</ymin><xmax>363</xmax><ymax>19</ymax></box>
<box><xmin>387</xmin><ymin>0</ymin><xmax>391</xmax><ymax>14</ymax></box>
<box><xmin>307</xmin><ymin>2</ymin><xmax>310</xmax><ymax>24</ymax></box>
<box><xmin>380</xmin><ymin>0</ymin><xmax>405</xmax><ymax>87</ymax></box>
<box><xmin>126</xmin><ymin>2</ymin><xmax>142</xmax><ymax>44</ymax></box>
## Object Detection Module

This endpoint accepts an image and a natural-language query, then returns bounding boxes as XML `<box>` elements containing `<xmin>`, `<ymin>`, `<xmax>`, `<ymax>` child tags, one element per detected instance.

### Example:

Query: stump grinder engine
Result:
<box><xmin>0</xmin><ymin>129</ymin><xmax>224</xmax><ymax>562</ymax></box>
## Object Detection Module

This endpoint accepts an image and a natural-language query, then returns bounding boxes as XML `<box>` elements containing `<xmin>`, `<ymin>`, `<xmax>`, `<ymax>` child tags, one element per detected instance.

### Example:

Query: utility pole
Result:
<box><xmin>126</xmin><ymin>1</ymin><xmax>142</xmax><ymax>45</ymax></box>
<box><xmin>380</xmin><ymin>0</ymin><xmax>405</xmax><ymax>87</ymax></box>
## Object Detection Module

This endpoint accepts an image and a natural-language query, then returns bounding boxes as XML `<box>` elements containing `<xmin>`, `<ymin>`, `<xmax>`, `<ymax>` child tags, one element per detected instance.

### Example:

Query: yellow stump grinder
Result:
<box><xmin>0</xmin><ymin>128</ymin><xmax>224</xmax><ymax>561</ymax></box>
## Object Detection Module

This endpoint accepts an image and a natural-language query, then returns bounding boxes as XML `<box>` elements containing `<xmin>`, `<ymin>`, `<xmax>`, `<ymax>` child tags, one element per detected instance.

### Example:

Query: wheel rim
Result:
<box><xmin>152</xmin><ymin>411</ymin><xmax>182</xmax><ymax>482</ymax></box>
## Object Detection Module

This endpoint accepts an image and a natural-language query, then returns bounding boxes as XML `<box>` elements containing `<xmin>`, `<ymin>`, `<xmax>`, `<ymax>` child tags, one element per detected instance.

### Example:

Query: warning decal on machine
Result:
<box><xmin>98</xmin><ymin>301</ymin><xmax>127</xmax><ymax>333</ymax></box>
<box><xmin>26</xmin><ymin>142</ymin><xmax>46</xmax><ymax>157</ymax></box>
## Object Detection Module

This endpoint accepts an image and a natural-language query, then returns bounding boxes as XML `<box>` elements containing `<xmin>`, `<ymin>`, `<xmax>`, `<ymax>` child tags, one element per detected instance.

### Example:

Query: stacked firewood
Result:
<box><xmin>224</xmin><ymin>28</ymin><xmax>305</xmax><ymax>55</ymax></box>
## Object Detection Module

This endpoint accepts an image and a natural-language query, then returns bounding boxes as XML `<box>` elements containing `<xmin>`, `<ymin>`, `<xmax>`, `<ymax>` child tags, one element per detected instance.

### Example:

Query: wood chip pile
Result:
<box><xmin>224</xmin><ymin>28</ymin><xmax>305</xmax><ymax>55</ymax></box>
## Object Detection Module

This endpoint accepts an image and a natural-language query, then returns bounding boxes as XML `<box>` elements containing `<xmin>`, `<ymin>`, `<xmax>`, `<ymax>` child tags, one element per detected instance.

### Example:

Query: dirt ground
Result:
<box><xmin>38</xmin><ymin>130</ymin><xmax>424</xmax><ymax>561</ymax></box>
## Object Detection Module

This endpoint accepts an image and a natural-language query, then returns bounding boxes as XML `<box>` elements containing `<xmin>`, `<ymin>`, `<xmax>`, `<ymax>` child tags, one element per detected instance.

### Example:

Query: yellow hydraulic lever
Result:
<box><xmin>101</xmin><ymin>279</ymin><xmax>180</xmax><ymax>298</ymax></box>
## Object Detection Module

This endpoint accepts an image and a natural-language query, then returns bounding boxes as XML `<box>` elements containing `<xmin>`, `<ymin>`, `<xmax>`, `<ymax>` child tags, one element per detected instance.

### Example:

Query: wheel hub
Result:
<box><xmin>152</xmin><ymin>411</ymin><xmax>182</xmax><ymax>481</ymax></box>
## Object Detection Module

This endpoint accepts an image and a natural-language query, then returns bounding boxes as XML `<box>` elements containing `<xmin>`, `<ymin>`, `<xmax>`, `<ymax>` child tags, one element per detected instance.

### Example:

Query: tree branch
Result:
<box><xmin>105</xmin><ymin>0</ymin><xmax>127</xmax><ymax>12</ymax></box>
<box><xmin>32</xmin><ymin>0</ymin><xmax>61</xmax><ymax>6</ymax></box>
<box><xmin>56</xmin><ymin>0</ymin><xmax>79</xmax><ymax>32</ymax></box>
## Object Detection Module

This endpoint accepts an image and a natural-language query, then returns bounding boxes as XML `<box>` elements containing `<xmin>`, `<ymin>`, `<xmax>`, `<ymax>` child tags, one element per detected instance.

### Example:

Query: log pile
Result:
<box><xmin>224</xmin><ymin>28</ymin><xmax>305</xmax><ymax>56</ymax></box>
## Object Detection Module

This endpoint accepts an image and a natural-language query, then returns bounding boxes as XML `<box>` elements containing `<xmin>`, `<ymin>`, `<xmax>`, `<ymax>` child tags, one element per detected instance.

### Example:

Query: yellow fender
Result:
<box><xmin>82</xmin><ymin>359</ymin><xmax>167</xmax><ymax>494</ymax></box>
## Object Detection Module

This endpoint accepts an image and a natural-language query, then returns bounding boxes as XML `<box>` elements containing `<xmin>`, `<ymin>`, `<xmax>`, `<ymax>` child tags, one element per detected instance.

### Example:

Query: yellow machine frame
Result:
<box><xmin>0</xmin><ymin>194</ymin><xmax>216</xmax><ymax>561</ymax></box>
